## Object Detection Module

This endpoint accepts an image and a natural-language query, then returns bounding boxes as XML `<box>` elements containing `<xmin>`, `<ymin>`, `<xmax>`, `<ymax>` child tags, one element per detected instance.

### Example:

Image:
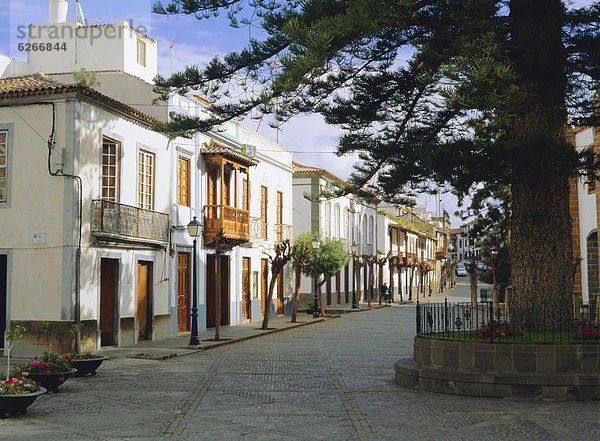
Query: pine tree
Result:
<box><xmin>153</xmin><ymin>0</ymin><xmax>600</xmax><ymax>328</ymax></box>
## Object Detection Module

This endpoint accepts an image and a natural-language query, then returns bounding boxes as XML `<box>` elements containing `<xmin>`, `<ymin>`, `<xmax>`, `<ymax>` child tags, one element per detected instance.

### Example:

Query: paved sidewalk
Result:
<box><xmin>2</xmin><ymin>302</ymin><xmax>598</xmax><ymax>441</ymax></box>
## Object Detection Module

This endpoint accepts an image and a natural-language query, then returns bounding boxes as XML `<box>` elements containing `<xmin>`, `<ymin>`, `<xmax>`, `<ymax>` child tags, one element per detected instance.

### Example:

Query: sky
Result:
<box><xmin>0</xmin><ymin>0</ymin><xmax>595</xmax><ymax>227</ymax></box>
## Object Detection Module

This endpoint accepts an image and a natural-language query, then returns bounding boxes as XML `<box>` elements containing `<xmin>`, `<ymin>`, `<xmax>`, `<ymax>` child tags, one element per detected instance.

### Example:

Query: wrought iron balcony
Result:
<box><xmin>91</xmin><ymin>199</ymin><xmax>170</xmax><ymax>246</ymax></box>
<box><xmin>204</xmin><ymin>205</ymin><xmax>250</xmax><ymax>246</ymax></box>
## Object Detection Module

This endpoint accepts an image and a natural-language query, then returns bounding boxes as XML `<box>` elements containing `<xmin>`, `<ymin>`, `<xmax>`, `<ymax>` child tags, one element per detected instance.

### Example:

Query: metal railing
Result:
<box><xmin>416</xmin><ymin>299</ymin><xmax>600</xmax><ymax>344</ymax></box>
<box><xmin>91</xmin><ymin>199</ymin><xmax>170</xmax><ymax>243</ymax></box>
<box><xmin>274</xmin><ymin>223</ymin><xmax>293</xmax><ymax>242</ymax></box>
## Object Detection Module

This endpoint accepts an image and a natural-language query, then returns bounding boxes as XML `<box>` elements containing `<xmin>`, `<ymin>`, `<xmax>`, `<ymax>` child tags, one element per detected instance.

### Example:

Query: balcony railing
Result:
<box><xmin>91</xmin><ymin>199</ymin><xmax>170</xmax><ymax>245</ymax></box>
<box><xmin>250</xmin><ymin>217</ymin><xmax>268</xmax><ymax>241</ymax></box>
<box><xmin>204</xmin><ymin>205</ymin><xmax>250</xmax><ymax>245</ymax></box>
<box><xmin>274</xmin><ymin>224</ymin><xmax>293</xmax><ymax>242</ymax></box>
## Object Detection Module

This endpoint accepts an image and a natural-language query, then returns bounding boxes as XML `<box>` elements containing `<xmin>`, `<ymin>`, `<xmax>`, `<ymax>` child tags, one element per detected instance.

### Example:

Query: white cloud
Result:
<box><xmin>155</xmin><ymin>36</ymin><xmax>221</xmax><ymax>75</ymax></box>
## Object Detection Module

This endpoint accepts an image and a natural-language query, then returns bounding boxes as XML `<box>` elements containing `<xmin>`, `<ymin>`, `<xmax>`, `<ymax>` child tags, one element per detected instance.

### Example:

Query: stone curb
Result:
<box><xmin>193</xmin><ymin>317</ymin><xmax>331</xmax><ymax>354</ymax></box>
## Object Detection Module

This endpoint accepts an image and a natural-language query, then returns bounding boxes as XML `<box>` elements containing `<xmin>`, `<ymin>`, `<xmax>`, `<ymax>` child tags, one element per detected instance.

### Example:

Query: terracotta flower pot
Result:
<box><xmin>0</xmin><ymin>387</ymin><xmax>47</xmax><ymax>418</ymax></box>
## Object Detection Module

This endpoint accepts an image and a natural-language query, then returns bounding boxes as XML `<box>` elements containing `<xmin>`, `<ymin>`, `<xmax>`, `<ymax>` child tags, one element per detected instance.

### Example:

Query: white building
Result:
<box><xmin>0</xmin><ymin>0</ymin><xmax>295</xmax><ymax>353</ymax></box>
<box><xmin>0</xmin><ymin>73</ymin><xmax>173</xmax><ymax>354</ymax></box>
<box><xmin>571</xmin><ymin>126</ymin><xmax>599</xmax><ymax>314</ymax></box>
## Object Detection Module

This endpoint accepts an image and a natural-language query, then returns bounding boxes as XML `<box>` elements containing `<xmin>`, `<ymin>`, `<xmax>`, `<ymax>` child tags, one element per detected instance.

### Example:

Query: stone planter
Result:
<box><xmin>0</xmin><ymin>387</ymin><xmax>47</xmax><ymax>418</ymax></box>
<box><xmin>28</xmin><ymin>369</ymin><xmax>78</xmax><ymax>393</ymax></box>
<box><xmin>72</xmin><ymin>356</ymin><xmax>109</xmax><ymax>377</ymax></box>
<box><xmin>395</xmin><ymin>337</ymin><xmax>600</xmax><ymax>400</ymax></box>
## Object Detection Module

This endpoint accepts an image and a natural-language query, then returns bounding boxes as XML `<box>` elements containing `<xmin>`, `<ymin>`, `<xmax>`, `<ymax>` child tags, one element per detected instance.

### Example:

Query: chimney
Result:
<box><xmin>49</xmin><ymin>0</ymin><xmax>69</xmax><ymax>24</ymax></box>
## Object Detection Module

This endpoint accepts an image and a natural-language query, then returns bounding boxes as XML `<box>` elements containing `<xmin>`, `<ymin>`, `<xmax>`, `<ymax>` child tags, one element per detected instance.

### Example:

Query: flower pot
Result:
<box><xmin>72</xmin><ymin>356</ymin><xmax>109</xmax><ymax>377</ymax></box>
<box><xmin>0</xmin><ymin>387</ymin><xmax>47</xmax><ymax>418</ymax></box>
<box><xmin>28</xmin><ymin>369</ymin><xmax>77</xmax><ymax>393</ymax></box>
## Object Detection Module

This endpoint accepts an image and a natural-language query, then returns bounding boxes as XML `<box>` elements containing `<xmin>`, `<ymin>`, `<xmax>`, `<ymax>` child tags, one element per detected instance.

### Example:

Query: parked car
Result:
<box><xmin>456</xmin><ymin>263</ymin><xmax>468</xmax><ymax>276</ymax></box>
<box><xmin>476</xmin><ymin>262</ymin><xmax>489</xmax><ymax>271</ymax></box>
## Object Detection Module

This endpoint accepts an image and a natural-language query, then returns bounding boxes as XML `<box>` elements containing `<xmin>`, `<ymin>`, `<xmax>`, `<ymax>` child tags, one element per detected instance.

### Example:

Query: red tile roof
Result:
<box><xmin>0</xmin><ymin>73</ymin><xmax>159</xmax><ymax>126</ymax></box>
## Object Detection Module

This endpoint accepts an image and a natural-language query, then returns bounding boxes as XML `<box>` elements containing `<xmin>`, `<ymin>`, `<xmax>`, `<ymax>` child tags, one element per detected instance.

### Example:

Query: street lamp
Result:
<box><xmin>187</xmin><ymin>216</ymin><xmax>201</xmax><ymax>346</ymax></box>
<box><xmin>351</xmin><ymin>242</ymin><xmax>359</xmax><ymax>309</ymax></box>
<box><xmin>311</xmin><ymin>235</ymin><xmax>321</xmax><ymax>318</ymax></box>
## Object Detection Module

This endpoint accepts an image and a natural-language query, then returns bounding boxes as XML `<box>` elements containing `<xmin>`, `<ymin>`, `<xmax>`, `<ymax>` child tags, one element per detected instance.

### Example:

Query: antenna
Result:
<box><xmin>75</xmin><ymin>0</ymin><xmax>86</xmax><ymax>25</ymax></box>
<box><xmin>169</xmin><ymin>33</ymin><xmax>179</xmax><ymax>74</ymax></box>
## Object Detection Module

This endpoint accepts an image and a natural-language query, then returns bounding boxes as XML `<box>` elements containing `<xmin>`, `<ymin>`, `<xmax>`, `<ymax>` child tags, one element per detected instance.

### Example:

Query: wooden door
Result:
<box><xmin>100</xmin><ymin>258</ymin><xmax>118</xmax><ymax>346</ymax></box>
<box><xmin>206</xmin><ymin>254</ymin><xmax>216</xmax><ymax>328</ymax></box>
<box><xmin>177</xmin><ymin>252</ymin><xmax>191</xmax><ymax>333</ymax></box>
<box><xmin>261</xmin><ymin>259</ymin><xmax>269</xmax><ymax>315</ymax></box>
<box><xmin>137</xmin><ymin>261</ymin><xmax>152</xmax><ymax>341</ymax></box>
<box><xmin>276</xmin><ymin>191</ymin><xmax>283</xmax><ymax>242</ymax></box>
<box><xmin>223</xmin><ymin>169</ymin><xmax>231</xmax><ymax>206</ymax></box>
<box><xmin>220</xmin><ymin>256</ymin><xmax>230</xmax><ymax>326</ymax></box>
<box><xmin>207</xmin><ymin>167</ymin><xmax>218</xmax><ymax>206</ymax></box>
<box><xmin>277</xmin><ymin>272</ymin><xmax>284</xmax><ymax>314</ymax></box>
<box><xmin>260</xmin><ymin>186</ymin><xmax>268</xmax><ymax>239</ymax></box>
<box><xmin>242</xmin><ymin>257</ymin><xmax>251</xmax><ymax>320</ymax></box>
<box><xmin>326</xmin><ymin>277</ymin><xmax>332</xmax><ymax>306</ymax></box>
<box><xmin>344</xmin><ymin>263</ymin><xmax>350</xmax><ymax>303</ymax></box>
<box><xmin>206</xmin><ymin>254</ymin><xmax>230</xmax><ymax>327</ymax></box>
<box><xmin>0</xmin><ymin>255</ymin><xmax>7</xmax><ymax>349</ymax></box>
<box><xmin>336</xmin><ymin>272</ymin><xmax>341</xmax><ymax>305</ymax></box>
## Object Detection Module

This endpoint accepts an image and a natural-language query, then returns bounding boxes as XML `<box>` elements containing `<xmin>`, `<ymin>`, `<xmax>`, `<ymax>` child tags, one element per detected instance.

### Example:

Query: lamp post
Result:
<box><xmin>311</xmin><ymin>235</ymin><xmax>321</xmax><ymax>318</ymax></box>
<box><xmin>351</xmin><ymin>242</ymin><xmax>358</xmax><ymax>309</ymax></box>
<box><xmin>187</xmin><ymin>216</ymin><xmax>201</xmax><ymax>346</ymax></box>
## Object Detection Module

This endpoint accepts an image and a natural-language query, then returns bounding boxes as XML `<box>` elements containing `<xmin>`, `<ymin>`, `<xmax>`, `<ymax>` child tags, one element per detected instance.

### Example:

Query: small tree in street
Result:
<box><xmin>290</xmin><ymin>234</ymin><xmax>312</xmax><ymax>323</ymax></box>
<box><xmin>302</xmin><ymin>235</ymin><xmax>348</xmax><ymax>317</ymax></box>
<box><xmin>261</xmin><ymin>240</ymin><xmax>293</xmax><ymax>330</ymax></box>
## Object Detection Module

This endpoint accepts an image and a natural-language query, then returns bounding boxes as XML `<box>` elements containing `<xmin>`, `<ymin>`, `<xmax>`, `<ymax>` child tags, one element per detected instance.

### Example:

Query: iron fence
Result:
<box><xmin>416</xmin><ymin>299</ymin><xmax>600</xmax><ymax>344</ymax></box>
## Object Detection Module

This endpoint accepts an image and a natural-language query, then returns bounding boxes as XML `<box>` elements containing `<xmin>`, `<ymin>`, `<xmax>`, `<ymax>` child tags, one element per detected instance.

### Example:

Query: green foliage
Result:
<box><xmin>73</xmin><ymin>68</ymin><xmax>99</xmax><ymax>88</ymax></box>
<box><xmin>7</xmin><ymin>325</ymin><xmax>26</xmax><ymax>344</ymax></box>
<box><xmin>296</xmin><ymin>232</ymin><xmax>348</xmax><ymax>280</ymax></box>
<box><xmin>69</xmin><ymin>323</ymin><xmax>84</xmax><ymax>337</ymax></box>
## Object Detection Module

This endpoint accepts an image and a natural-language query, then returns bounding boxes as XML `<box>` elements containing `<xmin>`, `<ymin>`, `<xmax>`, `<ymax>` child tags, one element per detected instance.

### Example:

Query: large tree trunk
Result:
<box><xmin>469</xmin><ymin>264</ymin><xmax>478</xmax><ymax>306</ymax></box>
<box><xmin>291</xmin><ymin>266</ymin><xmax>302</xmax><ymax>323</ymax></box>
<box><xmin>509</xmin><ymin>0</ymin><xmax>573</xmax><ymax>329</ymax></box>
<box><xmin>261</xmin><ymin>269</ymin><xmax>279</xmax><ymax>330</ymax></box>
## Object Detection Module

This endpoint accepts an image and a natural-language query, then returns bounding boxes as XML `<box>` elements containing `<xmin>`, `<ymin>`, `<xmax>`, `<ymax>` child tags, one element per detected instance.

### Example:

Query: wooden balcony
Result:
<box><xmin>204</xmin><ymin>205</ymin><xmax>250</xmax><ymax>246</ymax></box>
<box><xmin>90</xmin><ymin>199</ymin><xmax>169</xmax><ymax>247</ymax></box>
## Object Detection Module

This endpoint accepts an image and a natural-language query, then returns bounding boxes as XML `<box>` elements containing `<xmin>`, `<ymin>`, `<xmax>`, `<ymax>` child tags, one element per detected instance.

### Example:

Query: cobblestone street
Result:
<box><xmin>2</xmin><ymin>296</ymin><xmax>599</xmax><ymax>441</ymax></box>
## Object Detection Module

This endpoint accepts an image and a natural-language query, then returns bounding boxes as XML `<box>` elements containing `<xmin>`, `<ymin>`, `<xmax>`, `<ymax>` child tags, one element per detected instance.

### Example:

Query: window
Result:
<box><xmin>136</xmin><ymin>38</ymin><xmax>147</xmax><ymax>66</ymax></box>
<box><xmin>138</xmin><ymin>150</ymin><xmax>154</xmax><ymax>210</ymax></box>
<box><xmin>0</xmin><ymin>131</ymin><xmax>7</xmax><ymax>203</ymax></box>
<box><xmin>242</xmin><ymin>178</ymin><xmax>249</xmax><ymax>211</ymax></box>
<box><xmin>260</xmin><ymin>186</ymin><xmax>268</xmax><ymax>239</ymax></box>
<box><xmin>344</xmin><ymin>208</ymin><xmax>350</xmax><ymax>239</ymax></box>
<box><xmin>101</xmin><ymin>138</ymin><xmax>120</xmax><ymax>202</ymax></box>
<box><xmin>334</xmin><ymin>204</ymin><xmax>341</xmax><ymax>238</ymax></box>
<box><xmin>324</xmin><ymin>202</ymin><xmax>331</xmax><ymax>237</ymax></box>
<box><xmin>178</xmin><ymin>156</ymin><xmax>190</xmax><ymax>206</ymax></box>
<box><xmin>368</xmin><ymin>216</ymin><xmax>374</xmax><ymax>244</ymax></box>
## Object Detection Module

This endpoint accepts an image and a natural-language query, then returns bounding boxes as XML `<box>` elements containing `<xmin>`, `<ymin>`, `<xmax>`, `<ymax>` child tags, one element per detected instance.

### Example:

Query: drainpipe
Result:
<box><xmin>46</xmin><ymin>102</ymin><xmax>83</xmax><ymax>353</ymax></box>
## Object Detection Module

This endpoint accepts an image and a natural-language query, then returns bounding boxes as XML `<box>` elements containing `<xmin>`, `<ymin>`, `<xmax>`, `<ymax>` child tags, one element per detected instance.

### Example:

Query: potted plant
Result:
<box><xmin>19</xmin><ymin>352</ymin><xmax>77</xmax><ymax>393</ymax></box>
<box><xmin>66</xmin><ymin>324</ymin><xmax>109</xmax><ymax>377</ymax></box>
<box><xmin>0</xmin><ymin>326</ymin><xmax>47</xmax><ymax>418</ymax></box>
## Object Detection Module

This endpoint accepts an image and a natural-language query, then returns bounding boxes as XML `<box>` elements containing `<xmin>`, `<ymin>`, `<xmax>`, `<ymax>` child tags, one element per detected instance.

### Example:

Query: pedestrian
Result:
<box><xmin>380</xmin><ymin>282</ymin><xmax>389</xmax><ymax>302</ymax></box>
